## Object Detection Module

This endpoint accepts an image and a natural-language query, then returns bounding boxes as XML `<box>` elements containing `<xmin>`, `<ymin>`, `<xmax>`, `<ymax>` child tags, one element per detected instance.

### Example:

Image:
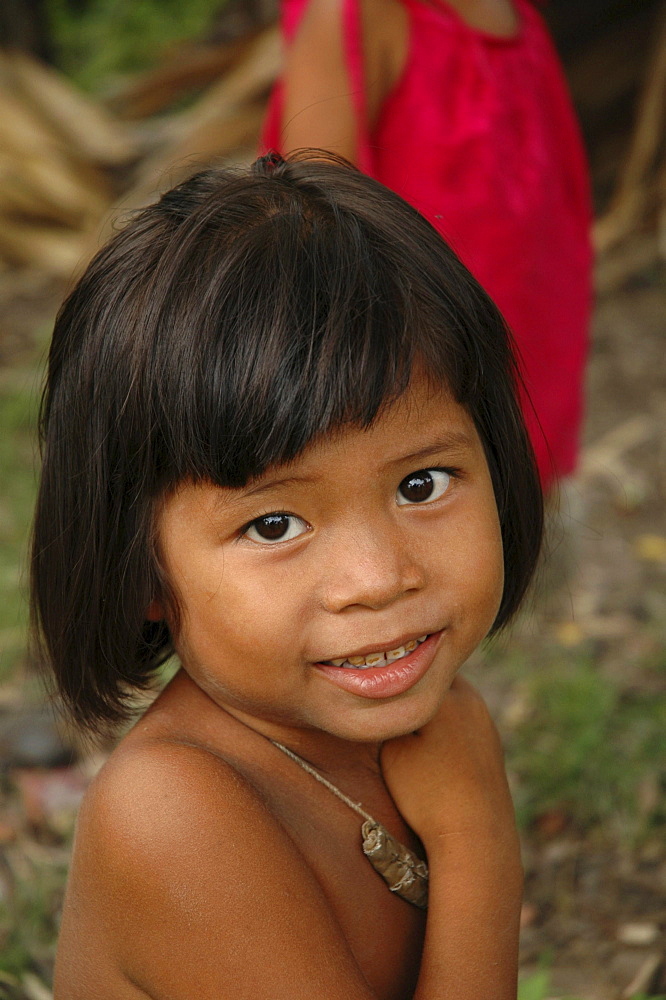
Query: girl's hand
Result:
<box><xmin>381</xmin><ymin>675</ymin><xmax>517</xmax><ymax>844</ymax></box>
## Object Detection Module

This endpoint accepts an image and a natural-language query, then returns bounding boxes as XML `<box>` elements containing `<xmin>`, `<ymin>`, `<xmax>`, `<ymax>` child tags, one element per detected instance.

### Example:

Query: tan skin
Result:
<box><xmin>281</xmin><ymin>0</ymin><xmax>520</xmax><ymax>159</ymax></box>
<box><xmin>55</xmin><ymin>378</ymin><xmax>523</xmax><ymax>999</ymax></box>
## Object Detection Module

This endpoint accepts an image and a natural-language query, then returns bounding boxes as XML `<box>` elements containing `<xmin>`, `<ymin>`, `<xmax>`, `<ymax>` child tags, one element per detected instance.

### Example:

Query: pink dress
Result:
<box><xmin>262</xmin><ymin>0</ymin><xmax>593</xmax><ymax>487</ymax></box>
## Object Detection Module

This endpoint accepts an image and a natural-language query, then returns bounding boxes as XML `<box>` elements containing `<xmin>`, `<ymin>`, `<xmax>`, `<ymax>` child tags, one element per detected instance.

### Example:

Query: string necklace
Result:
<box><xmin>270</xmin><ymin>738</ymin><xmax>428</xmax><ymax>910</ymax></box>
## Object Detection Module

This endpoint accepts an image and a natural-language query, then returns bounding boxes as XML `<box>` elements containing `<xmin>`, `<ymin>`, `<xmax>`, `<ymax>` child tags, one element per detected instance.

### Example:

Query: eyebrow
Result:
<box><xmin>216</xmin><ymin>432</ymin><xmax>473</xmax><ymax>507</ymax></box>
<box><xmin>383</xmin><ymin>433</ymin><xmax>474</xmax><ymax>468</ymax></box>
<box><xmin>215</xmin><ymin>475</ymin><xmax>318</xmax><ymax>506</ymax></box>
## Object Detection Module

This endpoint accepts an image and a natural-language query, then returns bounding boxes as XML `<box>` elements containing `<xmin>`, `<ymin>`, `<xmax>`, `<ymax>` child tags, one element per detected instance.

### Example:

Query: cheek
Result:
<box><xmin>475</xmin><ymin>518</ymin><xmax>505</xmax><ymax>622</ymax></box>
<box><xmin>486</xmin><ymin>544</ymin><xmax>505</xmax><ymax>623</ymax></box>
<box><xmin>174</xmin><ymin>556</ymin><xmax>307</xmax><ymax>660</ymax></box>
<box><xmin>440</xmin><ymin>506</ymin><xmax>504</xmax><ymax>621</ymax></box>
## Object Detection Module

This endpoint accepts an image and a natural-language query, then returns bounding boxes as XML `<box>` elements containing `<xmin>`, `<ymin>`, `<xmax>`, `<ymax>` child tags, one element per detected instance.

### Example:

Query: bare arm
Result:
<box><xmin>280</xmin><ymin>0</ymin><xmax>407</xmax><ymax>161</ymax></box>
<box><xmin>382</xmin><ymin>676</ymin><xmax>524</xmax><ymax>1000</ymax></box>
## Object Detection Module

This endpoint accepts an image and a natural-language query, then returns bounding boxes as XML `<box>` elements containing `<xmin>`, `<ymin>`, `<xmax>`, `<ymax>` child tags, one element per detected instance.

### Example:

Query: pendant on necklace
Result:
<box><xmin>361</xmin><ymin>820</ymin><xmax>429</xmax><ymax>910</ymax></box>
<box><xmin>268</xmin><ymin>737</ymin><xmax>429</xmax><ymax>910</ymax></box>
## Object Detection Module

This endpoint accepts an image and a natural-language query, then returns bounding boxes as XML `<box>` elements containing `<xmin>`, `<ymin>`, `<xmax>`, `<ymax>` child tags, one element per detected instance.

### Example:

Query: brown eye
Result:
<box><xmin>396</xmin><ymin>469</ymin><xmax>451</xmax><ymax>506</ymax></box>
<box><xmin>244</xmin><ymin>514</ymin><xmax>308</xmax><ymax>544</ymax></box>
<box><xmin>254</xmin><ymin>515</ymin><xmax>289</xmax><ymax>539</ymax></box>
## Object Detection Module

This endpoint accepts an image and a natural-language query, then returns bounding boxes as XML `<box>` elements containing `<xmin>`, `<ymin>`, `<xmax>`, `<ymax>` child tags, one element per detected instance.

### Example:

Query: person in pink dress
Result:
<box><xmin>262</xmin><ymin>0</ymin><xmax>593</xmax><ymax>489</ymax></box>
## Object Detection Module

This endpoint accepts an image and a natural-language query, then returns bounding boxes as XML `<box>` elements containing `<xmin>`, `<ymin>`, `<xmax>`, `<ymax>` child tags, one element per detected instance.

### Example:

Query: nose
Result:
<box><xmin>320</xmin><ymin>522</ymin><xmax>426</xmax><ymax>613</ymax></box>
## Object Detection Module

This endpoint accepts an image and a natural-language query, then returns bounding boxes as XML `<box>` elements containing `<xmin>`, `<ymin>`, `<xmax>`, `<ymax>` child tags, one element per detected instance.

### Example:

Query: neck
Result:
<box><xmin>220</xmin><ymin>703</ymin><xmax>384</xmax><ymax>778</ymax></box>
<box><xmin>165</xmin><ymin>668</ymin><xmax>384</xmax><ymax>781</ymax></box>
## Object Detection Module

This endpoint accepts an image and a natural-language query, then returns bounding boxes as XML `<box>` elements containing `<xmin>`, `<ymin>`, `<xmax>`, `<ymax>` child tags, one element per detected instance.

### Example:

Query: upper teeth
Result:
<box><xmin>326</xmin><ymin>636</ymin><xmax>428</xmax><ymax>669</ymax></box>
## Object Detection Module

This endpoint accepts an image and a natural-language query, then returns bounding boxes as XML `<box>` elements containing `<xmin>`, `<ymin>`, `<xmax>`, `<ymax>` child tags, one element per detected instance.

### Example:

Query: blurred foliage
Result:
<box><xmin>518</xmin><ymin>968</ymin><xmax>551</xmax><ymax>1000</ymax></box>
<box><xmin>518</xmin><ymin>967</ymin><xmax>666</xmax><ymax>1000</ymax></box>
<box><xmin>45</xmin><ymin>0</ymin><xmax>221</xmax><ymax>92</ymax></box>
<box><xmin>506</xmin><ymin>650</ymin><xmax>666</xmax><ymax>842</ymax></box>
<box><xmin>0</xmin><ymin>843</ymin><xmax>67</xmax><ymax>982</ymax></box>
<box><xmin>0</xmin><ymin>374</ymin><xmax>41</xmax><ymax>684</ymax></box>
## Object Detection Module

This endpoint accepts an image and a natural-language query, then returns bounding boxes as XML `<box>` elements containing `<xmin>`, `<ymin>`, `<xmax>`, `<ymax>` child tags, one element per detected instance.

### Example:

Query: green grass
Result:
<box><xmin>518</xmin><ymin>968</ymin><xmax>666</xmax><ymax>1000</ymax></box>
<box><xmin>505</xmin><ymin>650</ymin><xmax>666</xmax><ymax>842</ymax></box>
<box><xmin>0</xmin><ymin>371</ymin><xmax>42</xmax><ymax>685</ymax></box>
<box><xmin>46</xmin><ymin>0</ymin><xmax>223</xmax><ymax>93</ymax></box>
<box><xmin>518</xmin><ymin>968</ymin><xmax>551</xmax><ymax>1000</ymax></box>
<box><xmin>0</xmin><ymin>843</ymin><xmax>67</xmax><ymax>984</ymax></box>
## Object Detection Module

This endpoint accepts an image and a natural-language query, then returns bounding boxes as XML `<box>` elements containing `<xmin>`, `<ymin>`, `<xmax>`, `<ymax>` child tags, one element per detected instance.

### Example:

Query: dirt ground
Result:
<box><xmin>0</xmin><ymin>237</ymin><xmax>664</xmax><ymax>997</ymax></box>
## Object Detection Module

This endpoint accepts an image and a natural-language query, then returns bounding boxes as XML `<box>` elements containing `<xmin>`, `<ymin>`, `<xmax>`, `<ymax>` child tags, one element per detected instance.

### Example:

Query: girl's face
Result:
<box><xmin>154</xmin><ymin>376</ymin><xmax>504</xmax><ymax>745</ymax></box>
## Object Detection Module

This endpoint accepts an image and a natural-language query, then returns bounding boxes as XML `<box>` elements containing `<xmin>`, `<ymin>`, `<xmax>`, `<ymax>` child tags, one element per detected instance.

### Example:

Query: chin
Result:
<box><xmin>332</xmin><ymin>693</ymin><xmax>443</xmax><ymax>744</ymax></box>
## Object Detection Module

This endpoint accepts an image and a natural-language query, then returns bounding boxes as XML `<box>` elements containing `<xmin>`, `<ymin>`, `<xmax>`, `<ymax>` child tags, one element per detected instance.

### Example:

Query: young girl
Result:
<box><xmin>31</xmin><ymin>152</ymin><xmax>543</xmax><ymax>999</ymax></box>
<box><xmin>261</xmin><ymin>0</ymin><xmax>593</xmax><ymax>488</ymax></box>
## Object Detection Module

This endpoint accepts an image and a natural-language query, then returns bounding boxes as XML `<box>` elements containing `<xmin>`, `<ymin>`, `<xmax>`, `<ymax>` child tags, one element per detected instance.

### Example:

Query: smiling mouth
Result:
<box><xmin>321</xmin><ymin>635</ymin><xmax>430</xmax><ymax>670</ymax></box>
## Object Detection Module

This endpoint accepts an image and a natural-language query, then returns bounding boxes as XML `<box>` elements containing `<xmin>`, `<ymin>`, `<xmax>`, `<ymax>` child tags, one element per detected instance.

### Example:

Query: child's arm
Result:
<box><xmin>280</xmin><ymin>0</ymin><xmax>407</xmax><ymax>160</ymax></box>
<box><xmin>382</xmin><ymin>676</ymin><xmax>524</xmax><ymax>1000</ymax></box>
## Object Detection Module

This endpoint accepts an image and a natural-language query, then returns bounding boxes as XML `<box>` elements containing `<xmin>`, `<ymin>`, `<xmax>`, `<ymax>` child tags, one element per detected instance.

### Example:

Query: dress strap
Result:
<box><xmin>341</xmin><ymin>0</ymin><xmax>374</xmax><ymax>173</ymax></box>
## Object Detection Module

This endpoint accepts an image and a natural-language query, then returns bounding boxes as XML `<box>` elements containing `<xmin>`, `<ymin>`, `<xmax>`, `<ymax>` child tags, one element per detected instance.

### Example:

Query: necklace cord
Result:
<box><xmin>270</xmin><ymin>739</ymin><xmax>376</xmax><ymax>823</ymax></box>
<box><xmin>269</xmin><ymin>737</ymin><xmax>429</xmax><ymax>910</ymax></box>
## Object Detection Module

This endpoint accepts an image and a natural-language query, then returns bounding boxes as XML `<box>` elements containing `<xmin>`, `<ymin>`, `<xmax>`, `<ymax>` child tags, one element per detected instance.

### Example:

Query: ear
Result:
<box><xmin>145</xmin><ymin>599</ymin><xmax>165</xmax><ymax>622</ymax></box>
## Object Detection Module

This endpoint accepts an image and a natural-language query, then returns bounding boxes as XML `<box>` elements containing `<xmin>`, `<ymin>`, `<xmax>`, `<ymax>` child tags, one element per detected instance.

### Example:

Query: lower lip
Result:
<box><xmin>313</xmin><ymin>631</ymin><xmax>443</xmax><ymax>700</ymax></box>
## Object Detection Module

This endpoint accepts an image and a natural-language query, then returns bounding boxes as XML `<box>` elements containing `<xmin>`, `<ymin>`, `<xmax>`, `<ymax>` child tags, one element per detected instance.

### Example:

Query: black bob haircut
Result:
<box><xmin>31</xmin><ymin>152</ymin><xmax>543</xmax><ymax>733</ymax></box>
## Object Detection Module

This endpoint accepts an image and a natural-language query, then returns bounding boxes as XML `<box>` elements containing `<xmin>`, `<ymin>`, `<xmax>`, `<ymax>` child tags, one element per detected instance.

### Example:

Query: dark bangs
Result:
<box><xmin>32</xmin><ymin>154</ymin><xmax>542</xmax><ymax>731</ymax></box>
<box><xmin>94</xmin><ymin>163</ymin><xmax>492</xmax><ymax>490</ymax></box>
<box><xmin>148</xmin><ymin>189</ymin><xmax>419</xmax><ymax>487</ymax></box>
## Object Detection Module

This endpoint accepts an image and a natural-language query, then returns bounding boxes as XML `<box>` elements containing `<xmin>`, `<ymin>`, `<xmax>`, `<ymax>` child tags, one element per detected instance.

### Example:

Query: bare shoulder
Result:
<box><xmin>282</xmin><ymin>0</ymin><xmax>407</xmax><ymax>153</ymax></box>
<box><xmin>75</xmin><ymin>736</ymin><xmax>276</xmax><ymax>877</ymax></box>
<box><xmin>58</xmin><ymin>737</ymin><xmax>372</xmax><ymax>1000</ymax></box>
<box><xmin>302</xmin><ymin>0</ymin><xmax>407</xmax><ymax>79</ymax></box>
